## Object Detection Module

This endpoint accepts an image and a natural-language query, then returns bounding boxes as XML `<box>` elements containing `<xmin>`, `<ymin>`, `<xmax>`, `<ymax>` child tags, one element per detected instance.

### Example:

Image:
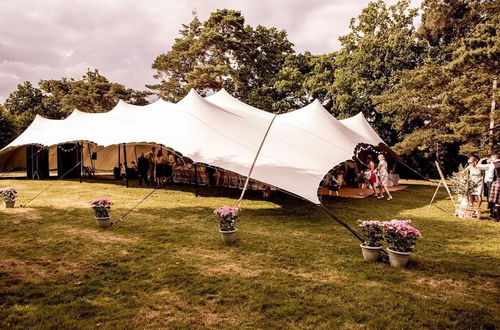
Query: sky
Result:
<box><xmin>0</xmin><ymin>0</ymin><xmax>422</xmax><ymax>102</ymax></box>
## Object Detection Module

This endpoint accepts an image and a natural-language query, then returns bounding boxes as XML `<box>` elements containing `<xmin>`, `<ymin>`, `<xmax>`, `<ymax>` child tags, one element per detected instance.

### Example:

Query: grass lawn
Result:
<box><xmin>0</xmin><ymin>179</ymin><xmax>498</xmax><ymax>329</ymax></box>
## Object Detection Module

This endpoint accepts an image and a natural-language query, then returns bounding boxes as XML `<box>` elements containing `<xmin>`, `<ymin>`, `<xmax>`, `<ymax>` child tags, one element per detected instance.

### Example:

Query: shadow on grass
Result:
<box><xmin>59</xmin><ymin>177</ymin><xmax>450</xmax><ymax>217</ymax></box>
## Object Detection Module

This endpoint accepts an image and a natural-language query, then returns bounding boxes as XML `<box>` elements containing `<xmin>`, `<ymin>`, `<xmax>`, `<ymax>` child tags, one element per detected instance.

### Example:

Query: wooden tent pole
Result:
<box><xmin>123</xmin><ymin>143</ymin><xmax>129</xmax><ymax>188</ymax></box>
<box><xmin>79</xmin><ymin>142</ymin><xmax>83</xmax><ymax>183</ymax></box>
<box><xmin>237</xmin><ymin>115</ymin><xmax>277</xmax><ymax>207</ymax></box>
<box><xmin>117</xmin><ymin>144</ymin><xmax>121</xmax><ymax>168</ymax></box>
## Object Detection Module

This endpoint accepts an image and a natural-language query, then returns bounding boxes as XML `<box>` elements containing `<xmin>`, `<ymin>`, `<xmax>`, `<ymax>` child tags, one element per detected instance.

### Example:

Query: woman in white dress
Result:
<box><xmin>467</xmin><ymin>157</ymin><xmax>483</xmax><ymax>206</ymax></box>
<box><xmin>375</xmin><ymin>154</ymin><xmax>393</xmax><ymax>200</ymax></box>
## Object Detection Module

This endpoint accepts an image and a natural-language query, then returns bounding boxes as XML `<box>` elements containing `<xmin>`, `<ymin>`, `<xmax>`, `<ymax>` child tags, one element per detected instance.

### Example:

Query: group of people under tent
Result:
<box><xmin>321</xmin><ymin>153</ymin><xmax>394</xmax><ymax>200</ymax></box>
<box><xmin>116</xmin><ymin>146</ymin><xmax>276</xmax><ymax>197</ymax></box>
<box><xmin>463</xmin><ymin>153</ymin><xmax>500</xmax><ymax>221</ymax></box>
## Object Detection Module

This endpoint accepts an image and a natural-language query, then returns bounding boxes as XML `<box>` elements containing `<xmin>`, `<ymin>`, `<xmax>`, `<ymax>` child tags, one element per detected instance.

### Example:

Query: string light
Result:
<box><xmin>57</xmin><ymin>144</ymin><xmax>80</xmax><ymax>153</ymax></box>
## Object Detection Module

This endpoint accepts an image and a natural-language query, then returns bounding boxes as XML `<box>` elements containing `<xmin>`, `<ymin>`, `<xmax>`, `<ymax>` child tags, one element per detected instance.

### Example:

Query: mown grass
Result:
<box><xmin>0</xmin><ymin>178</ymin><xmax>498</xmax><ymax>329</ymax></box>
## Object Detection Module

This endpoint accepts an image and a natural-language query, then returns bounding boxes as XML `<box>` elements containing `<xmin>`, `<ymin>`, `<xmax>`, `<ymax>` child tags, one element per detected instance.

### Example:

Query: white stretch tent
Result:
<box><xmin>0</xmin><ymin>89</ymin><xmax>386</xmax><ymax>205</ymax></box>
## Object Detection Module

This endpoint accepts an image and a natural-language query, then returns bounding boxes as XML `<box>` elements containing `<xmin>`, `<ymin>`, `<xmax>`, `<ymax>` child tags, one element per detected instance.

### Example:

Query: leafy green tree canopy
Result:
<box><xmin>2</xmin><ymin>69</ymin><xmax>150</xmax><ymax>142</ymax></box>
<box><xmin>149</xmin><ymin>10</ymin><xmax>294</xmax><ymax>111</ymax></box>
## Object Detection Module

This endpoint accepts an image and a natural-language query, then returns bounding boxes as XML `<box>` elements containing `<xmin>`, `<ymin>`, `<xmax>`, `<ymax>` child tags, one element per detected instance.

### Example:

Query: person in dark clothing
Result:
<box><xmin>488</xmin><ymin>153</ymin><xmax>500</xmax><ymax>222</ymax></box>
<box><xmin>206</xmin><ymin>166</ymin><xmax>216</xmax><ymax>187</ymax></box>
<box><xmin>137</xmin><ymin>152</ymin><xmax>150</xmax><ymax>186</ymax></box>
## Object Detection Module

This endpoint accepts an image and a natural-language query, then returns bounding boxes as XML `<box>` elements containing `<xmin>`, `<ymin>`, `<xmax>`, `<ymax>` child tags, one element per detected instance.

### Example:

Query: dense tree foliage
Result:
<box><xmin>0</xmin><ymin>69</ymin><xmax>149</xmax><ymax>147</ymax></box>
<box><xmin>272</xmin><ymin>52</ymin><xmax>336</xmax><ymax>113</ymax></box>
<box><xmin>375</xmin><ymin>0</ymin><xmax>499</xmax><ymax>170</ymax></box>
<box><xmin>148</xmin><ymin>10</ymin><xmax>294</xmax><ymax>111</ymax></box>
<box><xmin>331</xmin><ymin>0</ymin><xmax>424</xmax><ymax>143</ymax></box>
<box><xmin>0</xmin><ymin>104</ymin><xmax>16</xmax><ymax>149</ymax></box>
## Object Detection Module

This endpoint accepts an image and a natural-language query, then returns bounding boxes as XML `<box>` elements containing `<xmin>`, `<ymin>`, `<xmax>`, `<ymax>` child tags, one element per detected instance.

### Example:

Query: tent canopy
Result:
<box><xmin>1</xmin><ymin>89</ymin><xmax>387</xmax><ymax>204</ymax></box>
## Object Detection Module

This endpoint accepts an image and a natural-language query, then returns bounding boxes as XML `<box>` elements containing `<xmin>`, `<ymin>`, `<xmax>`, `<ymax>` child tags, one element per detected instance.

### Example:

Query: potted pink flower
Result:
<box><xmin>358</xmin><ymin>220</ymin><xmax>384</xmax><ymax>262</ymax></box>
<box><xmin>382</xmin><ymin>220</ymin><xmax>421</xmax><ymax>267</ymax></box>
<box><xmin>89</xmin><ymin>198</ymin><xmax>113</xmax><ymax>228</ymax></box>
<box><xmin>0</xmin><ymin>187</ymin><xmax>17</xmax><ymax>208</ymax></box>
<box><xmin>214</xmin><ymin>206</ymin><xmax>240</xmax><ymax>244</ymax></box>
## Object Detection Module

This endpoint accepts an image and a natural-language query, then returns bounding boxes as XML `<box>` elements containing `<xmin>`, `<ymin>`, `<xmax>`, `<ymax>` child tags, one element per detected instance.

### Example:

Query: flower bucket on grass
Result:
<box><xmin>214</xmin><ymin>206</ymin><xmax>240</xmax><ymax>244</ymax></box>
<box><xmin>383</xmin><ymin>220</ymin><xmax>421</xmax><ymax>267</ymax></box>
<box><xmin>358</xmin><ymin>220</ymin><xmax>384</xmax><ymax>262</ymax></box>
<box><xmin>1</xmin><ymin>187</ymin><xmax>17</xmax><ymax>208</ymax></box>
<box><xmin>89</xmin><ymin>198</ymin><xmax>113</xmax><ymax>228</ymax></box>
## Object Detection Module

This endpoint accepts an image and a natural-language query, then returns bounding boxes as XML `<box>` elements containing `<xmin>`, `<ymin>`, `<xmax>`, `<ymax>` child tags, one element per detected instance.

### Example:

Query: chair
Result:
<box><xmin>198</xmin><ymin>171</ymin><xmax>208</xmax><ymax>185</ymax></box>
<box><xmin>228</xmin><ymin>172</ymin><xmax>239</xmax><ymax>188</ymax></box>
<box><xmin>83</xmin><ymin>166</ymin><xmax>95</xmax><ymax>178</ymax></box>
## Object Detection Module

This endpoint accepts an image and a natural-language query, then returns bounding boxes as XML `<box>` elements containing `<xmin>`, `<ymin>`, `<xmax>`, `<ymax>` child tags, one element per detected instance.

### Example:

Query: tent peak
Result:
<box><xmin>311</xmin><ymin>99</ymin><xmax>322</xmax><ymax>106</ymax></box>
<box><xmin>216</xmin><ymin>88</ymin><xmax>231</xmax><ymax>96</ymax></box>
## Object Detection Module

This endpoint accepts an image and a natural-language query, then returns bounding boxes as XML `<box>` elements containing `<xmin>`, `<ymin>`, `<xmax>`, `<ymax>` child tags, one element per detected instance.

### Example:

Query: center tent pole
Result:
<box><xmin>236</xmin><ymin>114</ymin><xmax>278</xmax><ymax>208</ymax></box>
<box><xmin>31</xmin><ymin>145</ymin><xmax>35</xmax><ymax>179</ymax></box>
<box><xmin>117</xmin><ymin>144</ymin><xmax>121</xmax><ymax>168</ymax></box>
<box><xmin>123</xmin><ymin>143</ymin><xmax>129</xmax><ymax>188</ymax></box>
<box><xmin>79</xmin><ymin>142</ymin><xmax>83</xmax><ymax>183</ymax></box>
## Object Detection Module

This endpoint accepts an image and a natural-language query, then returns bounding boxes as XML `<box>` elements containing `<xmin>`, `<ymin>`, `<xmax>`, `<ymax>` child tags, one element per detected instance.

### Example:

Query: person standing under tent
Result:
<box><xmin>147</xmin><ymin>151</ymin><xmax>156</xmax><ymax>183</ymax></box>
<box><xmin>128</xmin><ymin>161</ymin><xmax>138</xmax><ymax>179</ymax></box>
<box><xmin>155</xmin><ymin>150</ymin><xmax>166</xmax><ymax>186</ymax></box>
<box><xmin>336</xmin><ymin>168</ymin><xmax>345</xmax><ymax>187</ymax></box>
<box><xmin>119</xmin><ymin>163</ymin><xmax>126</xmax><ymax>180</ymax></box>
<box><xmin>477</xmin><ymin>155</ymin><xmax>495</xmax><ymax>217</ymax></box>
<box><xmin>366</xmin><ymin>155</ymin><xmax>379</xmax><ymax>198</ymax></box>
<box><xmin>137</xmin><ymin>152</ymin><xmax>149</xmax><ymax>186</ymax></box>
<box><xmin>488</xmin><ymin>153</ymin><xmax>500</xmax><ymax>222</ymax></box>
<box><xmin>325</xmin><ymin>171</ymin><xmax>339</xmax><ymax>196</ymax></box>
<box><xmin>166</xmin><ymin>151</ymin><xmax>175</xmax><ymax>183</ymax></box>
<box><xmin>206</xmin><ymin>166</ymin><xmax>216</xmax><ymax>187</ymax></box>
<box><xmin>375</xmin><ymin>154</ymin><xmax>392</xmax><ymax>200</ymax></box>
<box><xmin>466</xmin><ymin>157</ymin><xmax>483</xmax><ymax>207</ymax></box>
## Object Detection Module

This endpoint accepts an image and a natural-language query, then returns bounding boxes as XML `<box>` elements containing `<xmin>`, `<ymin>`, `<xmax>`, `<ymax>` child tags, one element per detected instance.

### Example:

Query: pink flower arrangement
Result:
<box><xmin>357</xmin><ymin>219</ymin><xmax>422</xmax><ymax>252</ymax></box>
<box><xmin>383</xmin><ymin>220</ymin><xmax>421</xmax><ymax>238</ymax></box>
<box><xmin>89</xmin><ymin>198</ymin><xmax>113</xmax><ymax>218</ymax></box>
<box><xmin>214</xmin><ymin>206</ymin><xmax>240</xmax><ymax>231</ymax></box>
<box><xmin>359</xmin><ymin>220</ymin><xmax>383</xmax><ymax>227</ymax></box>
<box><xmin>358</xmin><ymin>220</ymin><xmax>384</xmax><ymax>247</ymax></box>
<box><xmin>382</xmin><ymin>219</ymin><xmax>421</xmax><ymax>252</ymax></box>
<box><xmin>214</xmin><ymin>206</ymin><xmax>240</xmax><ymax>218</ymax></box>
<box><xmin>0</xmin><ymin>187</ymin><xmax>17</xmax><ymax>201</ymax></box>
<box><xmin>89</xmin><ymin>198</ymin><xmax>113</xmax><ymax>206</ymax></box>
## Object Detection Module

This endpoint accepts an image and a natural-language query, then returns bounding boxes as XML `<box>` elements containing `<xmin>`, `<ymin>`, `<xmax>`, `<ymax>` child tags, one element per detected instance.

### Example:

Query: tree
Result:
<box><xmin>3</xmin><ymin>69</ymin><xmax>150</xmax><ymax>139</ymax></box>
<box><xmin>40</xmin><ymin>69</ymin><xmax>150</xmax><ymax>114</ymax></box>
<box><xmin>331</xmin><ymin>0</ymin><xmax>423</xmax><ymax>143</ymax></box>
<box><xmin>3</xmin><ymin>81</ymin><xmax>63</xmax><ymax>133</ymax></box>
<box><xmin>149</xmin><ymin>10</ymin><xmax>294</xmax><ymax>110</ymax></box>
<box><xmin>272</xmin><ymin>52</ymin><xmax>336</xmax><ymax>113</ymax></box>
<box><xmin>0</xmin><ymin>105</ymin><xmax>16</xmax><ymax>149</ymax></box>
<box><xmin>375</xmin><ymin>0</ymin><xmax>499</xmax><ymax>172</ymax></box>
